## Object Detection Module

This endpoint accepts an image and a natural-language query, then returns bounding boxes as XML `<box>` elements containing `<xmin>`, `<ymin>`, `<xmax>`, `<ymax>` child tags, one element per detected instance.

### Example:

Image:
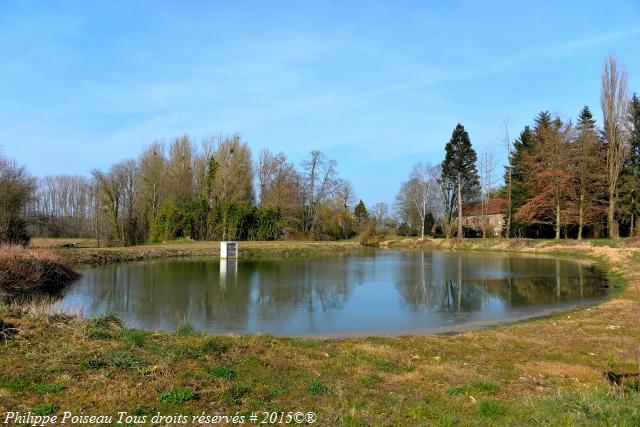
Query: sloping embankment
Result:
<box><xmin>0</xmin><ymin>246</ymin><xmax>79</xmax><ymax>294</ymax></box>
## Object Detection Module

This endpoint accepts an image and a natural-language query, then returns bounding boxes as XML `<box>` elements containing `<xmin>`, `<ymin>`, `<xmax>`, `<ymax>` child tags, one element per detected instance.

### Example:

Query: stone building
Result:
<box><xmin>461</xmin><ymin>198</ymin><xmax>506</xmax><ymax>237</ymax></box>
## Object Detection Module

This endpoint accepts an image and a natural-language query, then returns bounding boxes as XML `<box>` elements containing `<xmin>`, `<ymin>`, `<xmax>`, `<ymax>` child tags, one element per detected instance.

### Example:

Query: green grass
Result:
<box><xmin>32</xmin><ymin>404</ymin><xmax>57</xmax><ymax>416</ymax></box>
<box><xmin>307</xmin><ymin>380</ymin><xmax>328</xmax><ymax>394</ymax></box>
<box><xmin>159</xmin><ymin>387</ymin><xmax>197</xmax><ymax>403</ymax></box>
<box><xmin>79</xmin><ymin>357</ymin><xmax>107</xmax><ymax>369</ymax></box>
<box><xmin>0</xmin><ymin>375</ymin><xmax>29</xmax><ymax>392</ymax></box>
<box><xmin>1</xmin><ymin>240</ymin><xmax>639</xmax><ymax>425</ymax></box>
<box><xmin>107</xmin><ymin>350</ymin><xmax>146</xmax><ymax>369</ymax></box>
<box><xmin>122</xmin><ymin>329</ymin><xmax>150</xmax><ymax>347</ymax></box>
<box><xmin>206</xmin><ymin>365</ymin><xmax>236</xmax><ymax>380</ymax></box>
<box><xmin>34</xmin><ymin>383</ymin><xmax>65</xmax><ymax>394</ymax></box>
<box><xmin>174</xmin><ymin>322</ymin><xmax>197</xmax><ymax>337</ymax></box>
<box><xmin>201</xmin><ymin>337</ymin><xmax>230</xmax><ymax>355</ymax></box>
<box><xmin>447</xmin><ymin>379</ymin><xmax>501</xmax><ymax>396</ymax></box>
<box><xmin>478</xmin><ymin>400</ymin><xmax>506</xmax><ymax>417</ymax></box>
<box><xmin>221</xmin><ymin>384</ymin><xmax>250</xmax><ymax>404</ymax></box>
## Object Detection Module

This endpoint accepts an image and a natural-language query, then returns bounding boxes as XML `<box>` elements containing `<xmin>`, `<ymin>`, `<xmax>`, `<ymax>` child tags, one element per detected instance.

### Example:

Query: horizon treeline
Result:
<box><xmin>1</xmin><ymin>56</ymin><xmax>639</xmax><ymax>245</ymax></box>
<box><xmin>22</xmin><ymin>134</ymin><xmax>362</xmax><ymax>246</ymax></box>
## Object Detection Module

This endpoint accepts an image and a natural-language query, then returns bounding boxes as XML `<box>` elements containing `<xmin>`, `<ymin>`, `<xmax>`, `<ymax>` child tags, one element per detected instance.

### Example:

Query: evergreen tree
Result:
<box><xmin>516</xmin><ymin>113</ymin><xmax>574</xmax><ymax>239</ymax></box>
<box><xmin>441</xmin><ymin>123</ymin><xmax>480</xmax><ymax>239</ymax></box>
<box><xmin>620</xmin><ymin>93</ymin><xmax>640</xmax><ymax>235</ymax></box>
<box><xmin>354</xmin><ymin>199</ymin><xmax>369</xmax><ymax>223</ymax></box>
<box><xmin>424</xmin><ymin>212</ymin><xmax>435</xmax><ymax>236</ymax></box>
<box><xmin>534</xmin><ymin>110</ymin><xmax>552</xmax><ymax>130</ymax></box>
<box><xmin>573</xmin><ymin>106</ymin><xmax>607</xmax><ymax>239</ymax></box>
<box><xmin>504</xmin><ymin>126</ymin><xmax>534</xmax><ymax>237</ymax></box>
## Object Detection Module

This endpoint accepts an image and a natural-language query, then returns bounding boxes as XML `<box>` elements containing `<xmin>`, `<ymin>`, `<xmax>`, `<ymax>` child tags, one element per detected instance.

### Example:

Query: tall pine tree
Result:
<box><xmin>441</xmin><ymin>123</ymin><xmax>480</xmax><ymax>240</ymax></box>
<box><xmin>516</xmin><ymin>112</ymin><xmax>573</xmax><ymax>239</ymax></box>
<box><xmin>354</xmin><ymin>199</ymin><xmax>369</xmax><ymax>223</ymax></box>
<box><xmin>505</xmin><ymin>126</ymin><xmax>535</xmax><ymax>237</ymax></box>
<box><xmin>572</xmin><ymin>106</ymin><xmax>607</xmax><ymax>239</ymax></box>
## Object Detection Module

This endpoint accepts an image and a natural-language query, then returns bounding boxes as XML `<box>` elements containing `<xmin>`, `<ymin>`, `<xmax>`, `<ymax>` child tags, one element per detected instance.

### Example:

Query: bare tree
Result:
<box><xmin>257</xmin><ymin>149</ymin><xmax>301</xmax><ymax>230</ymax></box>
<box><xmin>601</xmin><ymin>56</ymin><xmax>630</xmax><ymax>238</ymax></box>
<box><xmin>0</xmin><ymin>154</ymin><xmax>36</xmax><ymax>244</ymax></box>
<box><xmin>166</xmin><ymin>135</ymin><xmax>194</xmax><ymax>207</ymax></box>
<box><xmin>138</xmin><ymin>141</ymin><xmax>167</xmax><ymax>228</ymax></box>
<box><xmin>395</xmin><ymin>163</ymin><xmax>440</xmax><ymax>238</ymax></box>
<box><xmin>113</xmin><ymin>159</ymin><xmax>140</xmax><ymax>246</ymax></box>
<box><xmin>370</xmin><ymin>202</ymin><xmax>390</xmax><ymax>235</ymax></box>
<box><xmin>479</xmin><ymin>147</ymin><xmax>497</xmax><ymax>238</ymax></box>
<box><xmin>92</xmin><ymin>167</ymin><xmax>124</xmax><ymax>246</ymax></box>
<box><xmin>300</xmin><ymin>150</ymin><xmax>338</xmax><ymax>236</ymax></box>
<box><xmin>502</xmin><ymin>120</ymin><xmax>514</xmax><ymax>238</ymax></box>
<box><xmin>211</xmin><ymin>134</ymin><xmax>254</xmax><ymax>205</ymax></box>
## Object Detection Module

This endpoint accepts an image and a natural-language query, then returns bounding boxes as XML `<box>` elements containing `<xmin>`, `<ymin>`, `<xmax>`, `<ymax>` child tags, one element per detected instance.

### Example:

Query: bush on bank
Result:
<box><xmin>0</xmin><ymin>245</ymin><xmax>79</xmax><ymax>294</ymax></box>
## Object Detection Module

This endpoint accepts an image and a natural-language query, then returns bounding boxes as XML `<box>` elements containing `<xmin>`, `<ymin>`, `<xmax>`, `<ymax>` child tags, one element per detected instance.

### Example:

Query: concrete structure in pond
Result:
<box><xmin>460</xmin><ymin>198</ymin><xmax>506</xmax><ymax>237</ymax></box>
<box><xmin>220</xmin><ymin>241</ymin><xmax>238</xmax><ymax>259</ymax></box>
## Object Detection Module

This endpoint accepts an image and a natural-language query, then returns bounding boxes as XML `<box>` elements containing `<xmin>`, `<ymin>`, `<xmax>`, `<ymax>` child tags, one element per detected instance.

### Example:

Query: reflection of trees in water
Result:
<box><xmin>66</xmin><ymin>260</ymin><xmax>254</xmax><ymax>330</ymax></box>
<box><xmin>64</xmin><ymin>254</ymin><xmax>360</xmax><ymax>331</ymax></box>
<box><xmin>249</xmin><ymin>255</ymin><xmax>358</xmax><ymax>328</ymax></box>
<box><xmin>394</xmin><ymin>252</ymin><xmax>481</xmax><ymax>312</ymax></box>
<box><xmin>58</xmin><ymin>251</ymin><xmax>609</xmax><ymax>331</ymax></box>
<box><xmin>395</xmin><ymin>251</ymin><xmax>608</xmax><ymax>312</ymax></box>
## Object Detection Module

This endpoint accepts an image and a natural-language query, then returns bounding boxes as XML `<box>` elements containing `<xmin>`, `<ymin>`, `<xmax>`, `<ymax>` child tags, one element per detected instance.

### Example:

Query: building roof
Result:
<box><xmin>462</xmin><ymin>198</ymin><xmax>506</xmax><ymax>216</ymax></box>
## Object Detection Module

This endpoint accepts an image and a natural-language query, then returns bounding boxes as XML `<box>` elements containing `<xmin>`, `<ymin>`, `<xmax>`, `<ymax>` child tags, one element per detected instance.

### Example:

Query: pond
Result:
<box><xmin>50</xmin><ymin>250</ymin><xmax>609</xmax><ymax>336</ymax></box>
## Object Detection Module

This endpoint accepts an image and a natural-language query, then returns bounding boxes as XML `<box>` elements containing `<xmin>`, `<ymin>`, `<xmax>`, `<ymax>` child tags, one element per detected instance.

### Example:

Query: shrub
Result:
<box><xmin>0</xmin><ymin>154</ymin><xmax>35</xmax><ymax>245</ymax></box>
<box><xmin>0</xmin><ymin>246</ymin><xmax>79</xmax><ymax>294</ymax></box>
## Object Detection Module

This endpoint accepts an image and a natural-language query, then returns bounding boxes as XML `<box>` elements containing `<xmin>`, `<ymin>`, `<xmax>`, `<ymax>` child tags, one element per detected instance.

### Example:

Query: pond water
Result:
<box><xmin>51</xmin><ymin>250</ymin><xmax>609</xmax><ymax>335</ymax></box>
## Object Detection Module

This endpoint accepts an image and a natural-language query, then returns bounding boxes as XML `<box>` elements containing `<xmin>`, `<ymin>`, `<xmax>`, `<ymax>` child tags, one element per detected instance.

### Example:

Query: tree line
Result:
<box><xmin>1</xmin><ymin>55</ymin><xmax>638</xmax><ymax>245</ymax></box>
<box><xmin>394</xmin><ymin>56</ymin><xmax>639</xmax><ymax>240</ymax></box>
<box><xmin>12</xmin><ymin>134</ymin><xmax>364</xmax><ymax>246</ymax></box>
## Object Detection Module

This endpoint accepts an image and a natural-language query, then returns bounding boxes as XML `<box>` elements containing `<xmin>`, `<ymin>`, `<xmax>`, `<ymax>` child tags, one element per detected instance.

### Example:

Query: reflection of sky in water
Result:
<box><xmin>52</xmin><ymin>250</ymin><xmax>609</xmax><ymax>335</ymax></box>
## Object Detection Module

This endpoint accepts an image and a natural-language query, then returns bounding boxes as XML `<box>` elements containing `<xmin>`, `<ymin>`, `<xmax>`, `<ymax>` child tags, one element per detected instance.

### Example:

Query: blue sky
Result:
<box><xmin>1</xmin><ymin>1</ymin><xmax>639</xmax><ymax>206</ymax></box>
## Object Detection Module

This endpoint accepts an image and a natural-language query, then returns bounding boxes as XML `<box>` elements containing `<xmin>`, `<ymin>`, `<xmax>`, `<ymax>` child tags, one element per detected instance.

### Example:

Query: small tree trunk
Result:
<box><xmin>506</xmin><ymin>165</ymin><xmax>512</xmax><ymax>239</ymax></box>
<box><xmin>421</xmin><ymin>200</ymin><xmax>426</xmax><ymax>239</ymax></box>
<box><xmin>578</xmin><ymin>192</ymin><xmax>584</xmax><ymax>240</ymax></box>
<box><xmin>608</xmin><ymin>190</ymin><xmax>619</xmax><ymax>238</ymax></box>
<box><xmin>631</xmin><ymin>194</ymin><xmax>635</xmax><ymax>238</ymax></box>
<box><xmin>555</xmin><ymin>199</ymin><xmax>561</xmax><ymax>240</ymax></box>
<box><xmin>457</xmin><ymin>173</ymin><xmax>463</xmax><ymax>241</ymax></box>
<box><xmin>482</xmin><ymin>198</ymin><xmax>487</xmax><ymax>238</ymax></box>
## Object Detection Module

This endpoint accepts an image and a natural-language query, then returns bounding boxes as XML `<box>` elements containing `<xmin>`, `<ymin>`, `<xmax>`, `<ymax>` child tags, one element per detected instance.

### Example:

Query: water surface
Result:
<box><xmin>52</xmin><ymin>250</ymin><xmax>609</xmax><ymax>335</ymax></box>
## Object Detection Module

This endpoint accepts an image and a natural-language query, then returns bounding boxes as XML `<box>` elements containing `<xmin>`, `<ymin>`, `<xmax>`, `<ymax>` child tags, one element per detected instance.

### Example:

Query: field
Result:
<box><xmin>1</xmin><ymin>239</ymin><xmax>639</xmax><ymax>426</ymax></box>
<box><xmin>28</xmin><ymin>238</ymin><xmax>361</xmax><ymax>265</ymax></box>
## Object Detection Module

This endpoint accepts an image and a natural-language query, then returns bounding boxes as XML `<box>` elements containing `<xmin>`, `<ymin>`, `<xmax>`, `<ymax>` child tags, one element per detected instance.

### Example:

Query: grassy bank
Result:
<box><xmin>36</xmin><ymin>239</ymin><xmax>363</xmax><ymax>265</ymax></box>
<box><xmin>0</xmin><ymin>239</ymin><xmax>639</xmax><ymax>425</ymax></box>
<box><xmin>0</xmin><ymin>246</ymin><xmax>78</xmax><ymax>295</ymax></box>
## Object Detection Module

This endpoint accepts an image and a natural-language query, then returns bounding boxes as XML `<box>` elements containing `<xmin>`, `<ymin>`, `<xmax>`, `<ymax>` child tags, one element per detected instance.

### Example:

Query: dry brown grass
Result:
<box><xmin>0</xmin><ymin>245</ymin><xmax>79</xmax><ymax>294</ymax></box>
<box><xmin>0</xmin><ymin>239</ymin><xmax>638</xmax><ymax>424</ymax></box>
